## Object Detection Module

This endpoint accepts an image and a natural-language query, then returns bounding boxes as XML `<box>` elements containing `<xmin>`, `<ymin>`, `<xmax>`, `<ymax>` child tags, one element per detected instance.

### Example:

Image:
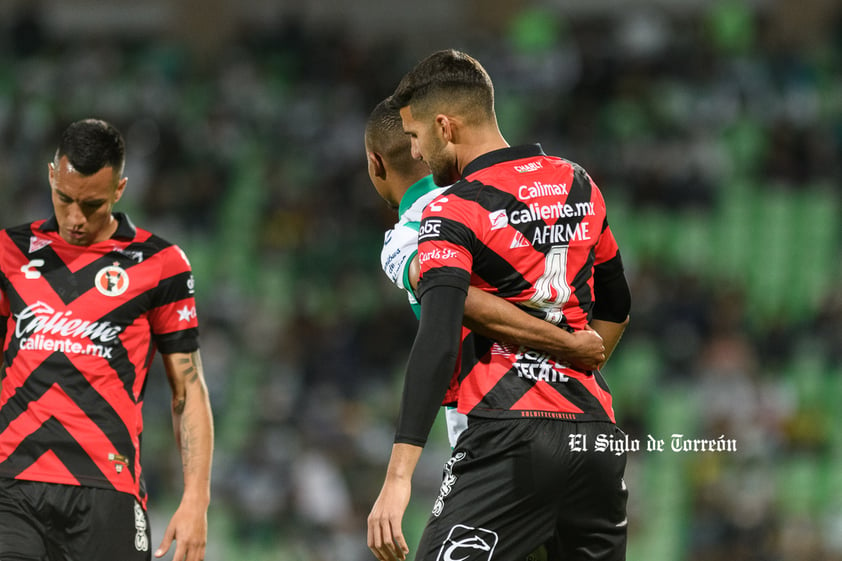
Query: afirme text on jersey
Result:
<box><xmin>568</xmin><ymin>433</ymin><xmax>737</xmax><ymax>455</ymax></box>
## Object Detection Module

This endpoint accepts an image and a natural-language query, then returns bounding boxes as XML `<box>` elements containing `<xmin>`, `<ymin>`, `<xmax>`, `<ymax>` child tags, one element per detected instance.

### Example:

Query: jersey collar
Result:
<box><xmin>39</xmin><ymin>212</ymin><xmax>137</xmax><ymax>240</ymax></box>
<box><xmin>398</xmin><ymin>175</ymin><xmax>440</xmax><ymax>217</ymax></box>
<box><xmin>461</xmin><ymin>143</ymin><xmax>546</xmax><ymax>178</ymax></box>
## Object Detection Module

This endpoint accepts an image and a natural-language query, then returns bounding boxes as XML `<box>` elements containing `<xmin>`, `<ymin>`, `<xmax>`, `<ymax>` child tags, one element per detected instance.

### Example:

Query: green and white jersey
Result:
<box><xmin>380</xmin><ymin>176</ymin><xmax>448</xmax><ymax>318</ymax></box>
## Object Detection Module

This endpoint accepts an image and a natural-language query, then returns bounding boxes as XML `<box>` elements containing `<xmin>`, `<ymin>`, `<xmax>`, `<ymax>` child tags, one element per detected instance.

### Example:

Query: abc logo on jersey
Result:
<box><xmin>419</xmin><ymin>219</ymin><xmax>442</xmax><ymax>240</ymax></box>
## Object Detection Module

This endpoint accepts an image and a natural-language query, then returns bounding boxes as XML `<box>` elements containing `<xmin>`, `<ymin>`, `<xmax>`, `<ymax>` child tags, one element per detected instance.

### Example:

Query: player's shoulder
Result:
<box><xmin>540</xmin><ymin>154</ymin><xmax>598</xmax><ymax>184</ymax></box>
<box><xmin>399</xmin><ymin>176</ymin><xmax>449</xmax><ymax>222</ymax></box>
<box><xmin>0</xmin><ymin>221</ymin><xmax>42</xmax><ymax>252</ymax></box>
<box><xmin>1</xmin><ymin>220</ymin><xmax>38</xmax><ymax>236</ymax></box>
<box><xmin>117</xmin><ymin>215</ymin><xmax>192</xmax><ymax>269</ymax></box>
<box><xmin>118</xmin><ymin>214</ymin><xmax>175</xmax><ymax>249</ymax></box>
<box><xmin>556</xmin><ymin>157</ymin><xmax>596</xmax><ymax>183</ymax></box>
<box><xmin>135</xmin><ymin>228</ymin><xmax>176</xmax><ymax>251</ymax></box>
<box><xmin>411</xmin><ymin>185</ymin><xmax>449</xmax><ymax>212</ymax></box>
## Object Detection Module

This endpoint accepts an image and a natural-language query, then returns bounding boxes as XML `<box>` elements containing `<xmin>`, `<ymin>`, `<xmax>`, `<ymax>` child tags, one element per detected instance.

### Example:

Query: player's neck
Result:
<box><xmin>456</xmin><ymin>130</ymin><xmax>509</xmax><ymax>177</ymax></box>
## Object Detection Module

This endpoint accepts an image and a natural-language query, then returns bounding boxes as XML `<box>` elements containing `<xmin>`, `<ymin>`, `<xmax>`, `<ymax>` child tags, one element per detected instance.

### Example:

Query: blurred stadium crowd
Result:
<box><xmin>1</xmin><ymin>1</ymin><xmax>842</xmax><ymax>559</ymax></box>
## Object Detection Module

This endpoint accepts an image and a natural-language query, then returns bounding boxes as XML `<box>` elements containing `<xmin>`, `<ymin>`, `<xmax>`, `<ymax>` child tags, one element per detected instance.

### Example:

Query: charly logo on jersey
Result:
<box><xmin>428</xmin><ymin>196</ymin><xmax>449</xmax><ymax>212</ymax></box>
<box><xmin>95</xmin><ymin>262</ymin><xmax>129</xmax><ymax>297</ymax></box>
<box><xmin>437</xmin><ymin>524</ymin><xmax>498</xmax><ymax>561</ymax></box>
<box><xmin>513</xmin><ymin>160</ymin><xmax>543</xmax><ymax>173</ymax></box>
<box><xmin>20</xmin><ymin>259</ymin><xmax>45</xmax><ymax>280</ymax></box>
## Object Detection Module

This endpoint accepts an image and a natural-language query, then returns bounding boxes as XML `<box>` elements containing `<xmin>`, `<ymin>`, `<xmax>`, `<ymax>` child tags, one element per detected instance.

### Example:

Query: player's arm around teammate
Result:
<box><xmin>409</xmin><ymin>252</ymin><xmax>630</xmax><ymax>370</ymax></box>
<box><xmin>590</xmin><ymin>317</ymin><xmax>629</xmax><ymax>365</ymax></box>
<box><xmin>369</xmin><ymin>98</ymin><xmax>606</xmax><ymax>372</ymax></box>
<box><xmin>406</xmin><ymin>255</ymin><xmax>607</xmax><ymax>370</ymax></box>
<box><xmin>156</xmin><ymin>350</ymin><xmax>214</xmax><ymax>561</ymax></box>
<box><xmin>464</xmin><ymin>288</ymin><xmax>607</xmax><ymax>369</ymax></box>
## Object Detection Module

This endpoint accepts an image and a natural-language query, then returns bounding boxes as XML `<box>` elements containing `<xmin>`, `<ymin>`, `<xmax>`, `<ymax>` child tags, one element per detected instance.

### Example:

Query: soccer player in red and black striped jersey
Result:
<box><xmin>0</xmin><ymin>119</ymin><xmax>213</xmax><ymax>561</ymax></box>
<box><xmin>367</xmin><ymin>98</ymin><xmax>609</xmax><ymax>561</ymax></box>
<box><xmin>366</xmin><ymin>98</ymin><xmax>608</xmax><ymax>450</ymax></box>
<box><xmin>368</xmin><ymin>51</ymin><xmax>631</xmax><ymax>561</ymax></box>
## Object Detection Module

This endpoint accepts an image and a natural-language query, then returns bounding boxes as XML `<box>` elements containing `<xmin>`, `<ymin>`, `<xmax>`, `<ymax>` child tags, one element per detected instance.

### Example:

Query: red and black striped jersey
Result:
<box><xmin>0</xmin><ymin>213</ymin><xmax>199</xmax><ymax>506</ymax></box>
<box><xmin>417</xmin><ymin>144</ymin><xmax>621</xmax><ymax>423</ymax></box>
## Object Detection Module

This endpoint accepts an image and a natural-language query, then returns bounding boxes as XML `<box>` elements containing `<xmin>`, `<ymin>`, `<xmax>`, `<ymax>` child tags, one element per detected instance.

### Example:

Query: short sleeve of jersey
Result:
<box><xmin>416</xmin><ymin>191</ymin><xmax>475</xmax><ymax>299</ymax></box>
<box><xmin>148</xmin><ymin>245</ymin><xmax>200</xmax><ymax>354</ymax></box>
<box><xmin>381</xmin><ymin>223</ymin><xmax>419</xmax><ymax>292</ymax></box>
<box><xmin>381</xmin><ymin>179</ymin><xmax>449</xmax><ymax>297</ymax></box>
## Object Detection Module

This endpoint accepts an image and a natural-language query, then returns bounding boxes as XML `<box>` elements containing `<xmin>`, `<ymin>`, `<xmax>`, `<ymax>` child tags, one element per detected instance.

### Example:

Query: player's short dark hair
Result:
<box><xmin>55</xmin><ymin>119</ymin><xmax>125</xmax><ymax>176</ymax></box>
<box><xmin>365</xmin><ymin>97</ymin><xmax>423</xmax><ymax>176</ymax></box>
<box><xmin>365</xmin><ymin>98</ymin><xmax>405</xmax><ymax>152</ymax></box>
<box><xmin>389</xmin><ymin>49</ymin><xmax>495</xmax><ymax>124</ymax></box>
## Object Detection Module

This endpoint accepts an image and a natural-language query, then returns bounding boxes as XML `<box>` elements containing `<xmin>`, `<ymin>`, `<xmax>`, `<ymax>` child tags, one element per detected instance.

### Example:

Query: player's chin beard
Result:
<box><xmin>429</xmin><ymin>156</ymin><xmax>459</xmax><ymax>187</ymax></box>
<box><xmin>431</xmin><ymin>169</ymin><xmax>451</xmax><ymax>187</ymax></box>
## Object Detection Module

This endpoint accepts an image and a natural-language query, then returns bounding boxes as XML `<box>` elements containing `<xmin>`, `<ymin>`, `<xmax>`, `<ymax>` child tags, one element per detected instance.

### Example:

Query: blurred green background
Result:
<box><xmin>1</xmin><ymin>0</ymin><xmax>841</xmax><ymax>559</ymax></box>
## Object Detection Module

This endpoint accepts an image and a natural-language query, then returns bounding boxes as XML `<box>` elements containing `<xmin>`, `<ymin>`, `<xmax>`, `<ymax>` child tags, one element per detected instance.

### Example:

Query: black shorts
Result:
<box><xmin>0</xmin><ymin>478</ymin><xmax>151</xmax><ymax>561</ymax></box>
<box><xmin>415</xmin><ymin>419</ymin><xmax>628</xmax><ymax>561</ymax></box>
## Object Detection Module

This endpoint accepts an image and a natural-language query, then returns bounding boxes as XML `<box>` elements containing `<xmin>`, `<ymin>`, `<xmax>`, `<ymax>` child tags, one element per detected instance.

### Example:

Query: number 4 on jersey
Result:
<box><xmin>530</xmin><ymin>246</ymin><xmax>571</xmax><ymax>324</ymax></box>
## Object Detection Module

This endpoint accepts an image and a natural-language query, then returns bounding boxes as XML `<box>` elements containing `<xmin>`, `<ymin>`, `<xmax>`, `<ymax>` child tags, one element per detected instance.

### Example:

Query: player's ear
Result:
<box><xmin>436</xmin><ymin>114</ymin><xmax>454</xmax><ymax>143</ymax></box>
<box><xmin>367</xmin><ymin>151</ymin><xmax>386</xmax><ymax>180</ymax></box>
<box><xmin>113</xmin><ymin>177</ymin><xmax>128</xmax><ymax>203</ymax></box>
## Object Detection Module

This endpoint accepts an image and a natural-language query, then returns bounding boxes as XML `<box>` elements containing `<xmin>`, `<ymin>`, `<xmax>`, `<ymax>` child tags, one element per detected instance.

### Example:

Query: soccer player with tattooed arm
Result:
<box><xmin>368</xmin><ymin>50</ymin><xmax>631</xmax><ymax>561</ymax></box>
<box><xmin>0</xmin><ymin>119</ymin><xmax>213</xmax><ymax>561</ymax></box>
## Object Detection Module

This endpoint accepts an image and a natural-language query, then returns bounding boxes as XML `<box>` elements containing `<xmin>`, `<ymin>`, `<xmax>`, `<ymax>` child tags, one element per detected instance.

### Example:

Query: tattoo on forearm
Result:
<box><xmin>181</xmin><ymin>420</ymin><xmax>195</xmax><ymax>473</ymax></box>
<box><xmin>177</xmin><ymin>354</ymin><xmax>200</xmax><ymax>384</ymax></box>
<box><xmin>171</xmin><ymin>351</ymin><xmax>210</xmax><ymax>476</ymax></box>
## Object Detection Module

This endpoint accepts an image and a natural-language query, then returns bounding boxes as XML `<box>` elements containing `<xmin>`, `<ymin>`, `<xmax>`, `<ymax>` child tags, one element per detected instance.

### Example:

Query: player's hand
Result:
<box><xmin>563</xmin><ymin>326</ymin><xmax>605</xmax><ymax>371</ymax></box>
<box><xmin>155</xmin><ymin>498</ymin><xmax>208</xmax><ymax>561</ymax></box>
<box><xmin>367</xmin><ymin>477</ymin><xmax>412</xmax><ymax>561</ymax></box>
